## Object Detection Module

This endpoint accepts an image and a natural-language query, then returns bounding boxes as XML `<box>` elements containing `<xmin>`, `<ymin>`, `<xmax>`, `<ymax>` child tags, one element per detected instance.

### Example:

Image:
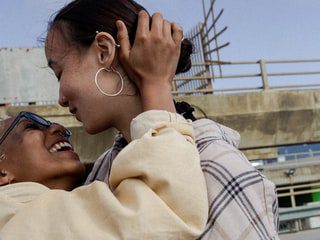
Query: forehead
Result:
<box><xmin>45</xmin><ymin>28</ymin><xmax>73</xmax><ymax>65</ymax></box>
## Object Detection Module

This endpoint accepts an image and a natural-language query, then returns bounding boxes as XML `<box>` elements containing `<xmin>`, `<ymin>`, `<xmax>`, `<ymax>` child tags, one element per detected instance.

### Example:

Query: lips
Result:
<box><xmin>69</xmin><ymin>106</ymin><xmax>77</xmax><ymax>115</ymax></box>
<box><xmin>69</xmin><ymin>106</ymin><xmax>81</xmax><ymax>121</ymax></box>
<box><xmin>48</xmin><ymin>138</ymin><xmax>80</xmax><ymax>160</ymax></box>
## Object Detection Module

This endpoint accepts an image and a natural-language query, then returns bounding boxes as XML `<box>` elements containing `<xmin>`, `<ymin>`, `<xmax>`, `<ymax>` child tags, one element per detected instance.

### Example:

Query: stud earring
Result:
<box><xmin>94</xmin><ymin>67</ymin><xmax>124</xmax><ymax>97</ymax></box>
<box><xmin>0</xmin><ymin>169</ymin><xmax>8</xmax><ymax>177</ymax></box>
<box><xmin>95</xmin><ymin>31</ymin><xmax>120</xmax><ymax>48</ymax></box>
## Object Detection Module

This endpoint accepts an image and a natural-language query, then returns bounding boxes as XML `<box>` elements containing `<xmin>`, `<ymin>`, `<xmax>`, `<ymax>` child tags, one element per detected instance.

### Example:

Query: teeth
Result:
<box><xmin>49</xmin><ymin>142</ymin><xmax>73</xmax><ymax>153</ymax></box>
<box><xmin>50</xmin><ymin>147</ymin><xmax>57</xmax><ymax>153</ymax></box>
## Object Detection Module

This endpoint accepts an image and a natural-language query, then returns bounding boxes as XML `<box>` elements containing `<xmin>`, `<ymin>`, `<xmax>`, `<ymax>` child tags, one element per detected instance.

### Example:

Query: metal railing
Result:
<box><xmin>279</xmin><ymin>204</ymin><xmax>320</xmax><ymax>233</ymax></box>
<box><xmin>173</xmin><ymin>59</ymin><xmax>320</xmax><ymax>96</ymax></box>
<box><xmin>172</xmin><ymin>0</ymin><xmax>229</xmax><ymax>96</ymax></box>
<box><xmin>278</xmin><ymin>181</ymin><xmax>320</xmax><ymax>208</ymax></box>
<box><xmin>280</xmin><ymin>204</ymin><xmax>320</xmax><ymax>222</ymax></box>
<box><xmin>201</xmin><ymin>0</ymin><xmax>229</xmax><ymax>75</ymax></box>
<box><xmin>280</xmin><ymin>150</ymin><xmax>320</xmax><ymax>162</ymax></box>
<box><xmin>278</xmin><ymin>182</ymin><xmax>320</xmax><ymax>233</ymax></box>
<box><xmin>2</xmin><ymin>58</ymin><xmax>320</xmax><ymax>106</ymax></box>
<box><xmin>253</xmin><ymin>150</ymin><xmax>320</xmax><ymax>169</ymax></box>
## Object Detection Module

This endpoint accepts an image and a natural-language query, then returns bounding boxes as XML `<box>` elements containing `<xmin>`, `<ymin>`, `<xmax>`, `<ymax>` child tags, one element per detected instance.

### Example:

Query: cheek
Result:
<box><xmin>19</xmin><ymin>134</ymin><xmax>46</xmax><ymax>159</ymax></box>
<box><xmin>61</xmin><ymin>70</ymin><xmax>96</xmax><ymax>100</ymax></box>
<box><xmin>59</xmin><ymin>78</ymin><xmax>80</xmax><ymax>104</ymax></box>
<box><xmin>5</xmin><ymin>140</ymin><xmax>45</xmax><ymax>177</ymax></box>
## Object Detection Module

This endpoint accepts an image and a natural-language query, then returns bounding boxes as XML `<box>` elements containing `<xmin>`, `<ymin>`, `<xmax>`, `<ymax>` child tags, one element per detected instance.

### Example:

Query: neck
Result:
<box><xmin>113</xmin><ymin>95</ymin><xmax>143</xmax><ymax>143</ymax></box>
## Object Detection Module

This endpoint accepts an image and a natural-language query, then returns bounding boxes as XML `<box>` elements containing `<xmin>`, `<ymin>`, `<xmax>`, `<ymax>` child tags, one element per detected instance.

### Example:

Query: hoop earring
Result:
<box><xmin>95</xmin><ymin>67</ymin><xmax>124</xmax><ymax>97</ymax></box>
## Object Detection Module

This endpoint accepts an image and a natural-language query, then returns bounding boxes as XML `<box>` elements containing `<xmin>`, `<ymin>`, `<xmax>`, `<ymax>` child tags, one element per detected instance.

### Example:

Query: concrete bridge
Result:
<box><xmin>1</xmin><ymin>48</ymin><xmax>320</xmax><ymax>189</ymax></box>
<box><xmin>1</xmin><ymin>88</ymin><xmax>319</xmax><ymax>165</ymax></box>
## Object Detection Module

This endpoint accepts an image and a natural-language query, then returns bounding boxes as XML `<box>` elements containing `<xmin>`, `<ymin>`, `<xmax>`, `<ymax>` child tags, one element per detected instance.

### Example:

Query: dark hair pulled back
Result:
<box><xmin>48</xmin><ymin>0</ymin><xmax>192</xmax><ymax>74</ymax></box>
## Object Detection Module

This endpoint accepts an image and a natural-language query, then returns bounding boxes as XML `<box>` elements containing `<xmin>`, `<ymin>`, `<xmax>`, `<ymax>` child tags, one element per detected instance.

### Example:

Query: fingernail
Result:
<box><xmin>175</xmin><ymin>23</ymin><xmax>183</xmax><ymax>31</ymax></box>
<box><xmin>116</xmin><ymin>20</ymin><xmax>122</xmax><ymax>29</ymax></box>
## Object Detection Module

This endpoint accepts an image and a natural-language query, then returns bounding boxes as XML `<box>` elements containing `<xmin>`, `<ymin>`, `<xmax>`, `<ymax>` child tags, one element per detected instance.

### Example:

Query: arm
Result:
<box><xmin>86</xmin><ymin>12</ymin><xmax>183</xmax><ymax>185</ymax></box>
<box><xmin>0</xmin><ymin>12</ymin><xmax>208</xmax><ymax>240</ymax></box>
<box><xmin>193</xmin><ymin>119</ymin><xmax>279</xmax><ymax>239</ymax></box>
<box><xmin>0</xmin><ymin>111</ymin><xmax>208</xmax><ymax>239</ymax></box>
<box><xmin>86</xmin><ymin>11</ymin><xmax>185</xmax><ymax>185</ymax></box>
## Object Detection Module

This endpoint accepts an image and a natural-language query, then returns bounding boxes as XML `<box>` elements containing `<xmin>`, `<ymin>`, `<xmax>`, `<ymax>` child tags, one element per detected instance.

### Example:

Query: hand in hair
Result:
<box><xmin>116</xmin><ymin>10</ymin><xmax>183</xmax><ymax>112</ymax></box>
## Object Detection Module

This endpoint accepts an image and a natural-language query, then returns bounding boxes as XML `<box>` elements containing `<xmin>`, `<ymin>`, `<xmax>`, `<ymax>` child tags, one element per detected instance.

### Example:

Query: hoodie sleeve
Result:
<box><xmin>0</xmin><ymin>110</ymin><xmax>208</xmax><ymax>240</ymax></box>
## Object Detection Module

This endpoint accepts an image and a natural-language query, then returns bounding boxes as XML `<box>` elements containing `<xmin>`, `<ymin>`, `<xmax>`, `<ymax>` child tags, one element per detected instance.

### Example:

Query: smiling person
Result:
<box><xmin>0</xmin><ymin>112</ymin><xmax>85</xmax><ymax>190</ymax></box>
<box><xmin>0</xmin><ymin>110</ymin><xmax>208</xmax><ymax>239</ymax></box>
<box><xmin>45</xmin><ymin>1</ymin><xmax>186</xmax><ymax>139</ymax></box>
<box><xmin>0</xmin><ymin>2</ymin><xmax>209</xmax><ymax>239</ymax></box>
<box><xmin>43</xmin><ymin>0</ymin><xmax>279</xmax><ymax>239</ymax></box>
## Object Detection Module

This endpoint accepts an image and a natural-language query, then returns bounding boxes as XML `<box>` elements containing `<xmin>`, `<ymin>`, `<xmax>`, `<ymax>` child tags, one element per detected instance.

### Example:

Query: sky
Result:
<box><xmin>0</xmin><ymin>0</ymin><xmax>319</xmax><ymax>88</ymax></box>
<box><xmin>0</xmin><ymin>0</ymin><xmax>319</xmax><ymax>61</ymax></box>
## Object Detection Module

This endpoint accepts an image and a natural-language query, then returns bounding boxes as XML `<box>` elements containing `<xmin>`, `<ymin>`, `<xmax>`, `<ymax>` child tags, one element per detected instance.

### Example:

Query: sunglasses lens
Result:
<box><xmin>28</xmin><ymin>114</ymin><xmax>50</xmax><ymax>127</ymax></box>
<box><xmin>65</xmin><ymin>129</ymin><xmax>72</xmax><ymax>138</ymax></box>
<box><xmin>23</xmin><ymin>112</ymin><xmax>72</xmax><ymax>138</ymax></box>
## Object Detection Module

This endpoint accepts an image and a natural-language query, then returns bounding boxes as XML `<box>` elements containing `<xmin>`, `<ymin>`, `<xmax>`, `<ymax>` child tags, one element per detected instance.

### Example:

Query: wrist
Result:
<box><xmin>140</xmin><ymin>81</ymin><xmax>172</xmax><ymax>93</ymax></box>
<box><xmin>140</xmin><ymin>83</ymin><xmax>175</xmax><ymax>112</ymax></box>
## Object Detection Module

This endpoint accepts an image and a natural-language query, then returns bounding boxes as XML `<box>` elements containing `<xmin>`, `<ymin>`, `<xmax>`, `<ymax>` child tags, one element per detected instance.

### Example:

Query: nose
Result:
<box><xmin>48</xmin><ymin>123</ymin><xmax>69</xmax><ymax>138</ymax></box>
<box><xmin>58</xmin><ymin>94</ymin><xmax>69</xmax><ymax>107</ymax></box>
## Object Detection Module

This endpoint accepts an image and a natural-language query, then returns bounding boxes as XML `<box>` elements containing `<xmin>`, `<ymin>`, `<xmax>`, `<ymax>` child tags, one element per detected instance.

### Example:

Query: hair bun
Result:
<box><xmin>176</xmin><ymin>38</ymin><xmax>193</xmax><ymax>74</ymax></box>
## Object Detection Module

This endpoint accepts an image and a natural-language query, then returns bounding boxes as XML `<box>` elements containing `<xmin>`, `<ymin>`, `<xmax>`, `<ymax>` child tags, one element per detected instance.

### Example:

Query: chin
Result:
<box><xmin>84</xmin><ymin>121</ymin><xmax>111</xmax><ymax>135</ymax></box>
<box><xmin>64</xmin><ymin>165</ymin><xmax>87</xmax><ymax>191</ymax></box>
<box><xmin>85</xmin><ymin>125</ymin><xmax>100</xmax><ymax>135</ymax></box>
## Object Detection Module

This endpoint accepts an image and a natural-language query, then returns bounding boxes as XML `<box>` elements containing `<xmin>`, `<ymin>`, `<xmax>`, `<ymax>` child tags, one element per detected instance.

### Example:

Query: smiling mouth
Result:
<box><xmin>49</xmin><ymin>141</ymin><xmax>74</xmax><ymax>153</ymax></box>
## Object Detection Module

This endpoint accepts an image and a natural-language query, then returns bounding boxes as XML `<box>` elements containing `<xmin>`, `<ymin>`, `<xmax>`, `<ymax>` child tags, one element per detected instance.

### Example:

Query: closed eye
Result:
<box><xmin>25</xmin><ymin>123</ymin><xmax>41</xmax><ymax>130</ymax></box>
<box><xmin>48</xmin><ymin>60</ymin><xmax>61</xmax><ymax>82</ymax></box>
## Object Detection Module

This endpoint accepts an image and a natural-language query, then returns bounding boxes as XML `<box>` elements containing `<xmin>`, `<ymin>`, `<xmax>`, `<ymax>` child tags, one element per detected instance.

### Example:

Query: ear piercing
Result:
<box><xmin>0</xmin><ymin>169</ymin><xmax>13</xmax><ymax>184</ymax></box>
<box><xmin>95</xmin><ymin>31</ymin><xmax>120</xmax><ymax>48</ymax></box>
<box><xmin>0</xmin><ymin>169</ymin><xmax>8</xmax><ymax>177</ymax></box>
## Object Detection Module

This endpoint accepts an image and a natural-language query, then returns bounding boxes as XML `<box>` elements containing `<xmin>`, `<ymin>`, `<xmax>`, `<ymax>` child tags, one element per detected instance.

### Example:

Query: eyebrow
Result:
<box><xmin>18</xmin><ymin>119</ymin><xmax>29</xmax><ymax>125</ymax></box>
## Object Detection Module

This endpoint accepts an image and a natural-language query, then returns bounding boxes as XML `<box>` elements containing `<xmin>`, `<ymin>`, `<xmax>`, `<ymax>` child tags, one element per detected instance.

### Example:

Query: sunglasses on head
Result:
<box><xmin>0</xmin><ymin>111</ymin><xmax>71</xmax><ymax>145</ymax></box>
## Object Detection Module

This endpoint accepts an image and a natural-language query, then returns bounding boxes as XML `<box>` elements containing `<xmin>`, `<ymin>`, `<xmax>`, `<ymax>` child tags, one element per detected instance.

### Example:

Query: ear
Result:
<box><xmin>94</xmin><ymin>32</ymin><xmax>117</xmax><ymax>67</ymax></box>
<box><xmin>0</xmin><ymin>169</ymin><xmax>15</xmax><ymax>186</ymax></box>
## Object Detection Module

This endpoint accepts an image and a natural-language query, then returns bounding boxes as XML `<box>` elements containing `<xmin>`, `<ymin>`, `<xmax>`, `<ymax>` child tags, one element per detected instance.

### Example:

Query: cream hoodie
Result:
<box><xmin>0</xmin><ymin>110</ymin><xmax>208</xmax><ymax>240</ymax></box>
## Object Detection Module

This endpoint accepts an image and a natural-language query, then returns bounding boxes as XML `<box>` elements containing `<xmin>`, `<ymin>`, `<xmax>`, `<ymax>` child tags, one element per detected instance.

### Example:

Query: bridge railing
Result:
<box><xmin>173</xmin><ymin>59</ymin><xmax>320</xmax><ymax>96</ymax></box>
<box><xmin>277</xmin><ymin>182</ymin><xmax>320</xmax><ymax>233</ymax></box>
<box><xmin>277</xmin><ymin>181</ymin><xmax>320</xmax><ymax>208</ymax></box>
<box><xmin>279</xmin><ymin>203</ymin><xmax>320</xmax><ymax>233</ymax></box>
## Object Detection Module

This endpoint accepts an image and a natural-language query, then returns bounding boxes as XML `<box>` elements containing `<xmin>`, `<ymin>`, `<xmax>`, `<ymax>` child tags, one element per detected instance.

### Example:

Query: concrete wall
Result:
<box><xmin>0</xmin><ymin>48</ymin><xmax>58</xmax><ymax>104</ymax></box>
<box><xmin>1</xmin><ymin>89</ymin><xmax>319</xmax><ymax>163</ymax></box>
<box><xmin>177</xmin><ymin>89</ymin><xmax>320</xmax><ymax>149</ymax></box>
<box><xmin>258</xmin><ymin>159</ymin><xmax>320</xmax><ymax>186</ymax></box>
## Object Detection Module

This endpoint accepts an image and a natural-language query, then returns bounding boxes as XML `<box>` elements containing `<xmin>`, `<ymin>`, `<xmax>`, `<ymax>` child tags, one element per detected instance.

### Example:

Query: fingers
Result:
<box><xmin>136</xmin><ymin>10</ymin><xmax>150</xmax><ymax>39</ymax></box>
<box><xmin>150</xmin><ymin>13</ymin><xmax>183</xmax><ymax>45</ymax></box>
<box><xmin>171</xmin><ymin>23</ymin><xmax>183</xmax><ymax>45</ymax></box>
<box><xmin>163</xmin><ymin>20</ymin><xmax>171</xmax><ymax>39</ymax></box>
<box><xmin>135</xmin><ymin>11</ymin><xmax>183</xmax><ymax>45</ymax></box>
<box><xmin>116</xmin><ymin>20</ymin><xmax>130</xmax><ymax>63</ymax></box>
<box><xmin>151</xmin><ymin>13</ymin><xmax>164</xmax><ymax>38</ymax></box>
